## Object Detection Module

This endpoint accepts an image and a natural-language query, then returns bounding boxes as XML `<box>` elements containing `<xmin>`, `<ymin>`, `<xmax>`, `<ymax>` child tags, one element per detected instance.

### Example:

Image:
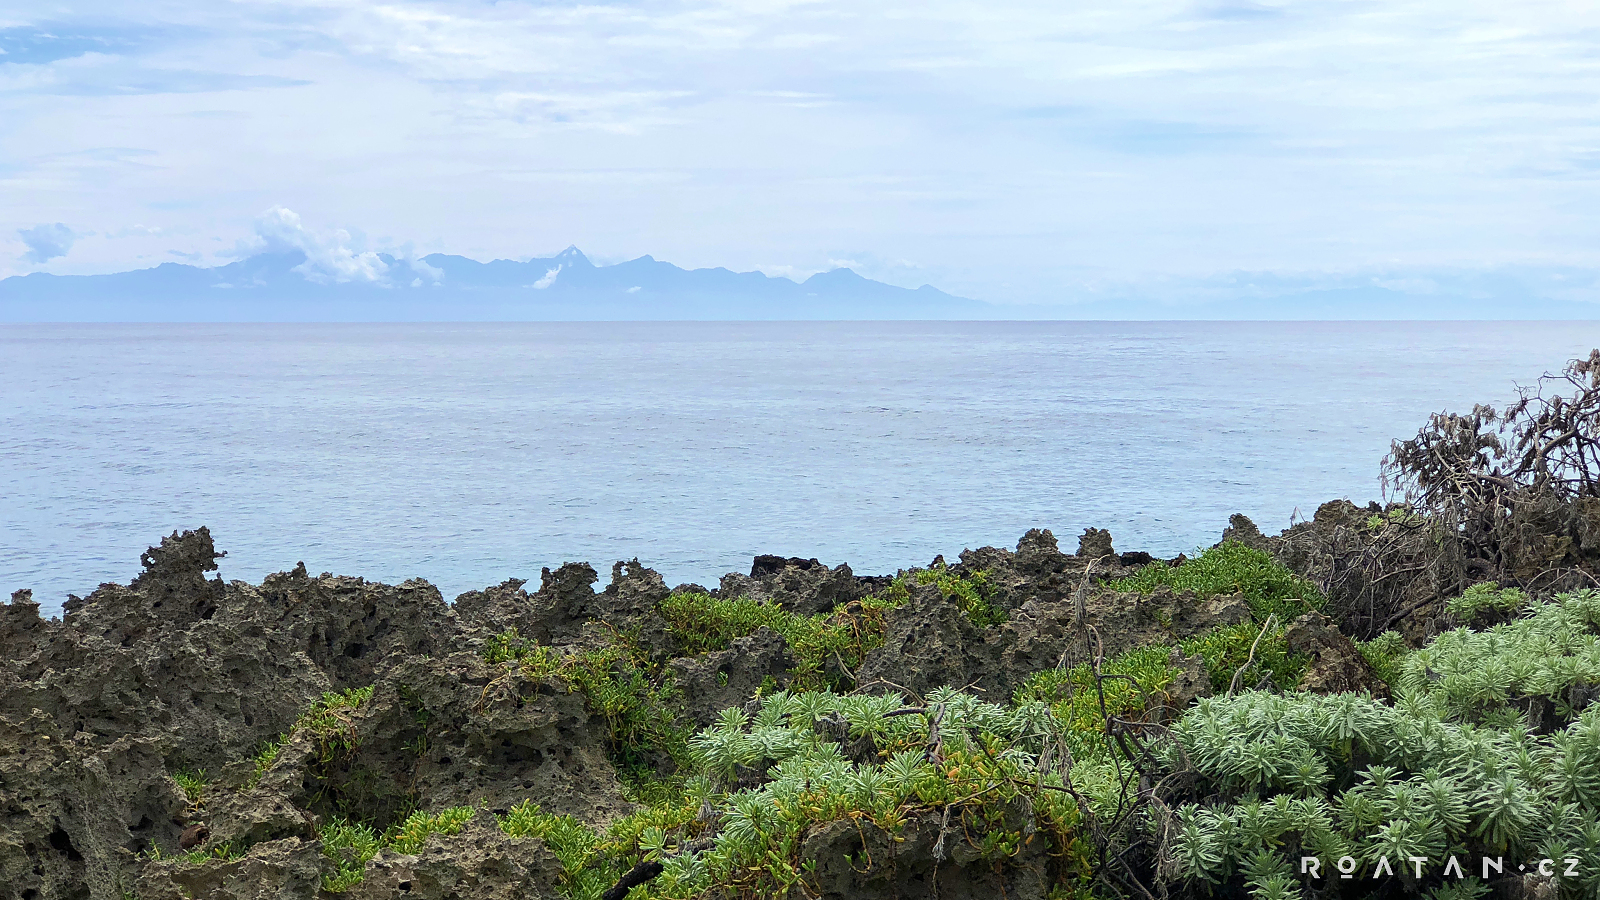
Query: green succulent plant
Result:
<box><xmin>1162</xmin><ymin>592</ymin><xmax>1600</xmax><ymax>897</ymax></box>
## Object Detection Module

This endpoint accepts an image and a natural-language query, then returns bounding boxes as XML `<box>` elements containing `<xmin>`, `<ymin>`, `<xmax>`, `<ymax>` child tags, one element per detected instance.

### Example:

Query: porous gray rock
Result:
<box><xmin>451</xmin><ymin>577</ymin><xmax>535</xmax><ymax>637</ymax></box>
<box><xmin>798</xmin><ymin>806</ymin><xmax>1053</xmax><ymax>900</ymax></box>
<box><xmin>303</xmin><ymin>652</ymin><xmax>631</xmax><ymax>829</ymax></box>
<box><xmin>0</xmin><ymin>529</ymin><xmax>627</xmax><ymax>899</ymax></box>
<box><xmin>133</xmin><ymin>837</ymin><xmax>323</xmax><ymax>900</ymax></box>
<box><xmin>1219</xmin><ymin>512</ymin><xmax>1271</xmax><ymax>551</ymax></box>
<box><xmin>669</xmin><ymin>626</ymin><xmax>796</xmax><ymax>728</ymax></box>
<box><xmin>857</xmin><ymin>578</ymin><xmax>1250</xmax><ymax>702</ymax></box>
<box><xmin>474</xmin><ymin>559</ymin><xmax>672</xmax><ymax>647</ymax></box>
<box><xmin>1076</xmin><ymin>527</ymin><xmax>1116</xmax><ymax>562</ymax></box>
<box><xmin>844</xmin><ymin>528</ymin><xmax>1239</xmax><ymax>700</ymax></box>
<box><xmin>348</xmin><ymin>818</ymin><xmax>564</xmax><ymax>900</ymax></box>
<box><xmin>717</xmin><ymin>558</ymin><xmax>875</xmax><ymax>618</ymax></box>
<box><xmin>1284</xmin><ymin>611</ymin><xmax>1388</xmax><ymax>697</ymax></box>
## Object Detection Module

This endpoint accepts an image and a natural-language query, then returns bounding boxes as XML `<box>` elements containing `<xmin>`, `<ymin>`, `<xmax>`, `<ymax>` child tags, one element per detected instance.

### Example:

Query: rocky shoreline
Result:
<box><xmin>13</xmin><ymin>352</ymin><xmax>1600</xmax><ymax>900</ymax></box>
<box><xmin>2</xmin><ymin>517</ymin><xmax>1382</xmax><ymax>900</ymax></box>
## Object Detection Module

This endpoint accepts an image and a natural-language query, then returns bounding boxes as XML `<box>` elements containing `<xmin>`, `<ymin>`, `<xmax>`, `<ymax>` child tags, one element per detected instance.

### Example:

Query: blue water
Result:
<box><xmin>6</xmin><ymin>321</ymin><xmax>1600</xmax><ymax>616</ymax></box>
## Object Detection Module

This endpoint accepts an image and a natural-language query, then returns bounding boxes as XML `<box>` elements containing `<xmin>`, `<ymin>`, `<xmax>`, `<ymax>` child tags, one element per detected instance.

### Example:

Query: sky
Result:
<box><xmin>3</xmin><ymin>0</ymin><xmax>1600</xmax><ymax>307</ymax></box>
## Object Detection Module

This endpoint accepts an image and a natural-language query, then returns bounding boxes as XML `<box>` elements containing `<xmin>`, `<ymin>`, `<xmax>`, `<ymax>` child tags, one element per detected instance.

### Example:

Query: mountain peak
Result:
<box><xmin>804</xmin><ymin>267</ymin><xmax>869</xmax><ymax>284</ymax></box>
<box><xmin>555</xmin><ymin>246</ymin><xmax>591</xmax><ymax>267</ymax></box>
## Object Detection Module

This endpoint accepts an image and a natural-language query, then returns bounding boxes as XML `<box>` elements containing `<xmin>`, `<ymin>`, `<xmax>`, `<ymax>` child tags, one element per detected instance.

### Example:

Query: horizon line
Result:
<box><xmin>6</xmin><ymin>318</ymin><xmax>1599</xmax><ymax>325</ymax></box>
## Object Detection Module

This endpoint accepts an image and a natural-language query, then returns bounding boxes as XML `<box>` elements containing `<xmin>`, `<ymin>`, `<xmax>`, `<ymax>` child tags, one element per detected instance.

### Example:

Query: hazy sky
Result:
<box><xmin>3</xmin><ymin>0</ymin><xmax>1599</xmax><ymax>303</ymax></box>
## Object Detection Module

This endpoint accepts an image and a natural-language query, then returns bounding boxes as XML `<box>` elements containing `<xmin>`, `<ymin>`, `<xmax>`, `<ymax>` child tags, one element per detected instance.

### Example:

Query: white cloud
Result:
<box><xmin>387</xmin><ymin>242</ymin><xmax>444</xmax><ymax>284</ymax></box>
<box><xmin>754</xmin><ymin>264</ymin><xmax>809</xmax><ymax>281</ymax></box>
<box><xmin>250</xmin><ymin>206</ymin><xmax>389</xmax><ymax>284</ymax></box>
<box><xmin>408</xmin><ymin>255</ymin><xmax>444</xmax><ymax>284</ymax></box>
<box><xmin>17</xmin><ymin>223</ymin><xmax>77</xmax><ymax>263</ymax></box>
<box><xmin>106</xmin><ymin>224</ymin><xmax>165</xmax><ymax>237</ymax></box>
<box><xmin>1374</xmin><ymin>277</ymin><xmax>1439</xmax><ymax>295</ymax></box>
<box><xmin>532</xmin><ymin>264</ymin><xmax>561</xmax><ymax>289</ymax></box>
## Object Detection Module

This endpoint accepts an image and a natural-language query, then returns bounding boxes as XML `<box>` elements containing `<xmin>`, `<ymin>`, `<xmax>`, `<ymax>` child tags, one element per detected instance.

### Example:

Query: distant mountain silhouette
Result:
<box><xmin>9</xmin><ymin>248</ymin><xmax>1599</xmax><ymax>320</ymax></box>
<box><xmin>1048</xmin><ymin>286</ymin><xmax>1600</xmax><ymax>321</ymax></box>
<box><xmin>0</xmin><ymin>247</ymin><xmax>985</xmax><ymax>321</ymax></box>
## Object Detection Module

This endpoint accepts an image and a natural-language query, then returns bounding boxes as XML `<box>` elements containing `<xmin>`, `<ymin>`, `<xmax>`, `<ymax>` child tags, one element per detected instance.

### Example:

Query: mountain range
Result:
<box><xmin>0</xmin><ymin>247</ymin><xmax>982</xmax><ymax>321</ymax></box>
<box><xmin>7</xmin><ymin>247</ymin><xmax>1600</xmax><ymax>320</ymax></box>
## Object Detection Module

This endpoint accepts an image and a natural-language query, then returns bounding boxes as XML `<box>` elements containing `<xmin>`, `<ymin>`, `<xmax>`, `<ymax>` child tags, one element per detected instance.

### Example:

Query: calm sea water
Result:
<box><xmin>6</xmin><ymin>321</ymin><xmax>1600</xmax><ymax>616</ymax></box>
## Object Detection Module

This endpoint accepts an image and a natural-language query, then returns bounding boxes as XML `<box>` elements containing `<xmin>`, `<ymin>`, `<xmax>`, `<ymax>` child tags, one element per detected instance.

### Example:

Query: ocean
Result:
<box><xmin>6</xmin><ymin>320</ymin><xmax>1600</xmax><ymax>616</ymax></box>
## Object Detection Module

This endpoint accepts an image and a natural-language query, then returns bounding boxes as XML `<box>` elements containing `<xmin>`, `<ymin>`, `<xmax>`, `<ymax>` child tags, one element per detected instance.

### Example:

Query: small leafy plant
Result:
<box><xmin>500</xmin><ymin>801</ymin><xmax>618</xmax><ymax>899</ymax></box>
<box><xmin>1015</xmin><ymin>645</ymin><xmax>1179</xmax><ymax>760</ymax></box>
<box><xmin>1444</xmin><ymin>581</ymin><xmax>1529</xmax><ymax>624</ymax></box>
<box><xmin>248</xmin><ymin>734</ymin><xmax>288</xmax><ymax>788</ymax></box>
<box><xmin>298</xmin><ymin>685</ymin><xmax>376</xmax><ymax>762</ymax></box>
<box><xmin>143</xmin><ymin>841</ymin><xmax>244</xmax><ymax>866</ymax></box>
<box><xmin>1356</xmin><ymin>630</ymin><xmax>1409</xmax><ymax>687</ymax></box>
<box><xmin>173</xmin><ymin>769</ymin><xmax>207</xmax><ymax>813</ymax></box>
<box><xmin>247</xmin><ymin>685</ymin><xmax>376</xmax><ymax>788</ymax></box>
<box><xmin>482</xmin><ymin>628</ymin><xmax>690</xmax><ymax>787</ymax></box>
<box><xmin>914</xmin><ymin>564</ymin><xmax>1007</xmax><ymax>627</ymax></box>
<box><xmin>316</xmin><ymin>807</ymin><xmax>474</xmax><ymax>892</ymax></box>
<box><xmin>1178</xmin><ymin>621</ymin><xmax>1308</xmax><ymax>692</ymax></box>
<box><xmin>385</xmin><ymin>806</ymin><xmax>475</xmax><ymax>854</ymax></box>
<box><xmin>319</xmin><ymin>819</ymin><xmax>381</xmax><ymax>892</ymax></box>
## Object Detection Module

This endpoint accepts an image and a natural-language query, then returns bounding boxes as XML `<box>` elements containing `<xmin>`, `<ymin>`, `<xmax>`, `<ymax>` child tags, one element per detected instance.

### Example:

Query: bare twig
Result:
<box><xmin>1228</xmin><ymin>614</ymin><xmax>1275</xmax><ymax>696</ymax></box>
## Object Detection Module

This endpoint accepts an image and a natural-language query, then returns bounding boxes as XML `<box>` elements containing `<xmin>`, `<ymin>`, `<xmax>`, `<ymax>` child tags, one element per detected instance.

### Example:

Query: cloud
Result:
<box><xmin>380</xmin><ymin>242</ymin><xmax>445</xmax><ymax>285</ymax></box>
<box><xmin>24</xmin><ymin>68</ymin><xmax>309</xmax><ymax>97</ymax></box>
<box><xmin>1192</xmin><ymin>1</ymin><xmax>1285</xmax><ymax>22</ymax></box>
<box><xmin>0</xmin><ymin>24</ymin><xmax>176</xmax><ymax>66</ymax></box>
<box><xmin>1374</xmin><ymin>277</ymin><xmax>1439</xmax><ymax>295</ymax></box>
<box><xmin>251</xmin><ymin>206</ymin><xmax>389</xmax><ymax>284</ymax></box>
<box><xmin>17</xmin><ymin>223</ymin><xmax>76</xmax><ymax>263</ymax></box>
<box><xmin>408</xmin><ymin>255</ymin><xmax>444</xmax><ymax>284</ymax></box>
<box><xmin>107</xmin><ymin>223</ymin><xmax>165</xmax><ymax>237</ymax></box>
<box><xmin>0</xmin><ymin>24</ymin><xmax>307</xmax><ymax>96</ymax></box>
<box><xmin>531</xmin><ymin>265</ymin><xmax>561</xmax><ymax>289</ymax></box>
<box><xmin>754</xmin><ymin>264</ymin><xmax>807</xmax><ymax>281</ymax></box>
